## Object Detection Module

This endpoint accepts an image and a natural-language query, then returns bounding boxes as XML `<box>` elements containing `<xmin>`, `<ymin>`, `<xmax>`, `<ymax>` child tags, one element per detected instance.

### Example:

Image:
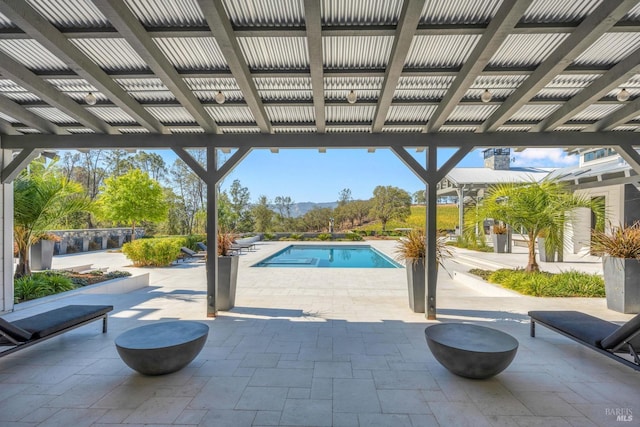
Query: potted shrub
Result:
<box><xmin>536</xmin><ymin>229</ymin><xmax>556</xmax><ymax>263</ymax></box>
<box><xmin>591</xmin><ymin>222</ymin><xmax>640</xmax><ymax>313</ymax></box>
<box><xmin>216</xmin><ymin>231</ymin><xmax>239</xmax><ymax>311</ymax></box>
<box><xmin>492</xmin><ymin>223</ymin><xmax>508</xmax><ymax>253</ymax></box>
<box><xmin>395</xmin><ymin>229</ymin><xmax>451</xmax><ymax>313</ymax></box>
<box><xmin>30</xmin><ymin>233</ymin><xmax>61</xmax><ymax>270</ymax></box>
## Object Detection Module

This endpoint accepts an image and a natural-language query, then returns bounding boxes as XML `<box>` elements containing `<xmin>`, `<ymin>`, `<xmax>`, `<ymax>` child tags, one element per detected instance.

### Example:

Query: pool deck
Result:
<box><xmin>0</xmin><ymin>240</ymin><xmax>637</xmax><ymax>426</ymax></box>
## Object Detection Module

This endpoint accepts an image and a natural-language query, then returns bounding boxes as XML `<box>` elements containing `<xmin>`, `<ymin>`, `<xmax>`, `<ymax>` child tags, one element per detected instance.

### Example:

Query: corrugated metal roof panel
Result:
<box><xmin>255</xmin><ymin>77</ymin><xmax>311</xmax><ymax>90</ymax></box>
<box><xmin>27</xmin><ymin>107</ymin><xmax>78</xmax><ymax>124</ymax></box>
<box><xmin>125</xmin><ymin>0</ymin><xmax>205</xmax><ymax>26</ymax></box>
<box><xmin>405</xmin><ymin>35</ymin><xmax>480</xmax><ymax>68</ymax></box>
<box><xmin>265</xmin><ymin>105</ymin><xmax>314</xmax><ymax>123</ymax></box>
<box><xmin>397</xmin><ymin>76</ymin><xmax>455</xmax><ymax>89</ymax></box>
<box><xmin>169</xmin><ymin>127</ymin><xmax>205</xmax><ymax>133</ymax></box>
<box><xmin>129</xmin><ymin>91</ymin><xmax>177</xmax><ymax>102</ymax></box>
<box><xmin>325</xmin><ymin>89</ymin><xmax>378</xmax><ymax>101</ymax></box>
<box><xmin>260</xmin><ymin>90</ymin><xmax>312</xmax><ymax>101</ymax></box>
<box><xmin>535</xmin><ymin>88</ymin><xmax>583</xmax><ymax>99</ymax></box>
<box><xmin>0</xmin><ymin>112</ymin><xmax>18</xmax><ymax>123</ymax></box>
<box><xmin>489</xmin><ymin>33</ymin><xmax>570</xmax><ymax>67</ymax></box>
<box><xmin>382</xmin><ymin>126</ymin><xmax>422</xmax><ymax>133</ymax></box>
<box><xmin>613</xmin><ymin>125</ymin><xmax>640</xmax><ymax>131</ymax></box>
<box><xmin>274</xmin><ymin>126</ymin><xmax>316</xmax><ymax>133</ymax></box>
<box><xmin>326</xmin><ymin>127</ymin><xmax>370</xmax><ymax>133</ymax></box>
<box><xmin>0</xmin><ymin>39</ymin><xmax>70</xmax><ymax>71</ymax></box>
<box><xmin>27</xmin><ymin>0</ymin><xmax>109</xmax><ymax>27</ymax></box>
<box><xmin>439</xmin><ymin>125</ymin><xmax>477</xmax><ymax>132</ymax></box>
<box><xmin>223</xmin><ymin>0</ymin><xmax>304</xmax><ymax>26</ymax></box>
<box><xmin>0</xmin><ymin>11</ymin><xmax>14</xmax><ymax>28</ymax></box>
<box><xmin>115</xmin><ymin>78</ymin><xmax>168</xmax><ymax>91</ymax></box>
<box><xmin>326</xmin><ymin>105</ymin><xmax>375</xmax><ymax>122</ymax></box>
<box><xmin>573</xmin><ymin>33</ymin><xmax>640</xmax><ymax>66</ymax></box>
<box><xmin>62</xmin><ymin>91</ymin><xmax>108</xmax><ymax>103</ymax></box>
<box><xmin>238</xmin><ymin>37</ymin><xmax>308</xmax><ymax>70</ymax></box>
<box><xmin>0</xmin><ymin>79</ymin><xmax>27</xmax><ymax>92</ymax></box>
<box><xmin>473</xmin><ymin>75</ymin><xmax>529</xmax><ymax>88</ymax></box>
<box><xmin>4</xmin><ymin>92</ymin><xmax>42</xmax><ymax>103</ymax></box>
<box><xmin>448</xmin><ymin>105</ymin><xmax>499</xmax><ymax>121</ymax></box>
<box><xmin>323</xmin><ymin>36</ymin><xmax>393</xmax><ymax>69</ymax></box>
<box><xmin>87</xmin><ymin>107</ymin><xmax>136</xmax><ymax>124</ymax></box>
<box><xmin>18</xmin><ymin>128</ymin><xmax>42</xmax><ymax>134</ymax></box>
<box><xmin>154</xmin><ymin>38</ymin><xmax>228</xmax><ymax>70</ymax></box>
<box><xmin>145</xmin><ymin>107</ymin><xmax>196</xmax><ymax>124</ymax></box>
<box><xmin>420</xmin><ymin>0</ymin><xmax>502</xmax><ymax>24</ymax></box>
<box><xmin>70</xmin><ymin>38</ymin><xmax>148</xmax><ymax>71</ymax></box>
<box><xmin>221</xmin><ymin>127</ymin><xmax>261</xmax><ymax>133</ymax></box>
<box><xmin>510</xmin><ymin>104</ymin><xmax>562</xmax><ymax>121</ymax></box>
<box><xmin>68</xmin><ymin>128</ymin><xmax>96</xmax><ymax>134</ymax></box>
<box><xmin>625</xmin><ymin>3</ymin><xmax>640</xmax><ymax>20</ymax></box>
<box><xmin>570</xmin><ymin>104</ymin><xmax>623</xmax><ymax>121</ymax></box>
<box><xmin>464</xmin><ymin>88</ymin><xmax>517</xmax><ymax>99</ymax></box>
<box><xmin>606</xmin><ymin>87</ymin><xmax>640</xmax><ymax>98</ymax></box>
<box><xmin>394</xmin><ymin>89</ymin><xmax>447</xmax><ymax>100</ymax></box>
<box><xmin>184</xmin><ymin>77</ymin><xmax>240</xmax><ymax>91</ymax></box>
<box><xmin>522</xmin><ymin>0</ymin><xmax>602</xmax><ymax>23</ymax></box>
<box><xmin>119</xmin><ymin>127</ymin><xmax>150</xmax><ymax>133</ymax></box>
<box><xmin>195</xmin><ymin>90</ymin><xmax>245</xmax><ymax>102</ymax></box>
<box><xmin>497</xmin><ymin>126</ymin><xmax>532</xmax><ymax>131</ymax></box>
<box><xmin>205</xmin><ymin>106</ymin><xmax>256</xmax><ymax>123</ymax></box>
<box><xmin>321</xmin><ymin>0</ymin><xmax>402</xmax><ymax>26</ymax></box>
<box><xmin>324</xmin><ymin>76</ymin><xmax>382</xmax><ymax>100</ymax></box>
<box><xmin>546</xmin><ymin>74</ymin><xmax>601</xmax><ymax>88</ymax></box>
<box><xmin>45</xmin><ymin>78</ymin><xmax>97</xmax><ymax>92</ymax></box>
<box><xmin>620</xmin><ymin>74</ymin><xmax>640</xmax><ymax>87</ymax></box>
<box><xmin>556</xmin><ymin>125</ymin><xmax>586</xmax><ymax>131</ymax></box>
<box><xmin>386</xmin><ymin>105</ymin><xmax>436</xmax><ymax>122</ymax></box>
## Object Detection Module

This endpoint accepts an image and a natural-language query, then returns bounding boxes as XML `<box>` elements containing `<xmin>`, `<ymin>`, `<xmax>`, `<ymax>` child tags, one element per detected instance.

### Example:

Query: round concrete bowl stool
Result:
<box><xmin>424</xmin><ymin>323</ymin><xmax>518</xmax><ymax>379</ymax></box>
<box><xmin>115</xmin><ymin>321</ymin><xmax>209</xmax><ymax>375</ymax></box>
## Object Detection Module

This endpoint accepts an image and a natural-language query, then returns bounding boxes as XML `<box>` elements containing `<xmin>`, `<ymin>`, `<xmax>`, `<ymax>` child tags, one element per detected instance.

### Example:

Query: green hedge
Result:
<box><xmin>123</xmin><ymin>237</ymin><xmax>185</xmax><ymax>266</ymax></box>
<box><xmin>14</xmin><ymin>272</ymin><xmax>75</xmax><ymax>303</ymax></box>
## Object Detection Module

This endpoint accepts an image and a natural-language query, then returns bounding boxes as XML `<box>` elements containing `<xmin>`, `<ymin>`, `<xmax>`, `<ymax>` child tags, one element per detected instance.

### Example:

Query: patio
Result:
<box><xmin>0</xmin><ymin>241</ymin><xmax>637</xmax><ymax>427</ymax></box>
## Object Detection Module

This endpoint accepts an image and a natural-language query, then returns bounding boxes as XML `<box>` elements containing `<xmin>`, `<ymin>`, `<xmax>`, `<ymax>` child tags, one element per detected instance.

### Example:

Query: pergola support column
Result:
<box><xmin>0</xmin><ymin>145</ymin><xmax>15</xmax><ymax>312</ymax></box>
<box><xmin>206</xmin><ymin>146</ymin><xmax>218</xmax><ymax>317</ymax></box>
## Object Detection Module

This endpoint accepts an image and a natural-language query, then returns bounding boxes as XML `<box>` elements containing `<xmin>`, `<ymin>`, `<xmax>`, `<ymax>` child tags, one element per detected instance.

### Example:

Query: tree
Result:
<box><xmin>370</xmin><ymin>186</ymin><xmax>412</xmax><ymax>231</ymax></box>
<box><xmin>466</xmin><ymin>178</ymin><xmax>601</xmax><ymax>272</ymax></box>
<box><xmin>229</xmin><ymin>179</ymin><xmax>251</xmax><ymax>230</ymax></box>
<box><xmin>13</xmin><ymin>162</ymin><xmax>91</xmax><ymax>277</ymax></box>
<box><xmin>302</xmin><ymin>207</ymin><xmax>333</xmax><ymax>232</ymax></box>
<box><xmin>413</xmin><ymin>190</ymin><xmax>426</xmax><ymax>205</ymax></box>
<box><xmin>97</xmin><ymin>169</ymin><xmax>168</xmax><ymax>239</ymax></box>
<box><xmin>252</xmin><ymin>195</ymin><xmax>274</xmax><ymax>232</ymax></box>
<box><xmin>338</xmin><ymin>188</ymin><xmax>352</xmax><ymax>206</ymax></box>
<box><xmin>170</xmin><ymin>155</ymin><xmax>206</xmax><ymax>234</ymax></box>
<box><xmin>133</xmin><ymin>152</ymin><xmax>167</xmax><ymax>183</ymax></box>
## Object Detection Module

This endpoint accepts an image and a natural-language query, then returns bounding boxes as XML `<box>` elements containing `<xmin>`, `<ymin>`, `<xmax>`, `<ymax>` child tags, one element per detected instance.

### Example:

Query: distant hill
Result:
<box><xmin>276</xmin><ymin>201</ymin><xmax>338</xmax><ymax>217</ymax></box>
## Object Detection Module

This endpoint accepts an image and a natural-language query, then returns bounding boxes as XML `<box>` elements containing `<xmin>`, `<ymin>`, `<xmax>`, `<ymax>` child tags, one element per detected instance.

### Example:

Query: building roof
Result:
<box><xmin>446</xmin><ymin>166</ymin><xmax>554</xmax><ymax>186</ymax></box>
<box><xmin>0</xmin><ymin>0</ymin><xmax>639</xmax><ymax>136</ymax></box>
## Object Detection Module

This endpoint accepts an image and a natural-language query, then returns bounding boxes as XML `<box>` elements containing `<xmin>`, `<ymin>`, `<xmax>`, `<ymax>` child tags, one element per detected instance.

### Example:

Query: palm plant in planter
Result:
<box><xmin>395</xmin><ymin>229</ymin><xmax>452</xmax><ymax>313</ymax></box>
<box><xmin>492</xmin><ymin>223</ymin><xmax>509</xmax><ymax>253</ymax></box>
<box><xmin>591</xmin><ymin>222</ymin><xmax>640</xmax><ymax>313</ymax></box>
<box><xmin>216</xmin><ymin>231</ymin><xmax>239</xmax><ymax>311</ymax></box>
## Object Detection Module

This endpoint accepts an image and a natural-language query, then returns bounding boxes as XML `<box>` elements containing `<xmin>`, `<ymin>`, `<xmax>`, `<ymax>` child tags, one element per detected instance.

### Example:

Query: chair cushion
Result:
<box><xmin>529</xmin><ymin>311</ymin><xmax>618</xmax><ymax>348</ymax></box>
<box><xmin>0</xmin><ymin>317</ymin><xmax>33</xmax><ymax>342</ymax></box>
<box><xmin>11</xmin><ymin>305</ymin><xmax>113</xmax><ymax>339</ymax></box>
<box><xmin>601</xmin><ymin>312</ymin><xmax>640</xmax><ymax>350</ymax></box>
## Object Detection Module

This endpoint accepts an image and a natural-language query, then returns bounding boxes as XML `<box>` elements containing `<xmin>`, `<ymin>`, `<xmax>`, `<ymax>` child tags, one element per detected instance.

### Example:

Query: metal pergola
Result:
<box><xmin>1</xmin><ymin>0</ymin><xmax>640</xmax><ymax>319</ymax></box>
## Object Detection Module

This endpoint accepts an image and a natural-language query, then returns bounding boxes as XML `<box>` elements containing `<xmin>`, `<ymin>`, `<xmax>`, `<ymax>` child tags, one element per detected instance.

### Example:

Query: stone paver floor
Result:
<box><xmin>0</xmin><ymin>241</ymin><xmax>637</xmax><ymax>426</ymax></box>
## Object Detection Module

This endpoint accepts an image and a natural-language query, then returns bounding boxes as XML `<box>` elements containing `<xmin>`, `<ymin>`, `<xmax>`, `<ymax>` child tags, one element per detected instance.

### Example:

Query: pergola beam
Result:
<box><xmin>197</xmin><ymin>0</ymin><xmax>272</xmax><ymax>133</ymax></box>
<box><xmin>479</xmin><ymin>0</ymin><xmax>638</xmax><ymax>133</ymax></box>
<box><xmin>0</xmin><ymin>0</ymin><xmax>167</xmax><ymax>134</ymax></box>
<box><xmin>95</xmin><ymin>0</ymin><xmax>219</xmax><ymax>134</ymax></box>
<box><xmin>171</xmin><ymin>147</ymin><xmax>208</xmax><ymax>182</ymax></box>
<box><xmin>372</xmin><ymin>0</ymin><xmax>425</xmax><ymax>132</ymax></box>
<box><xmin>614</xmin><ymin>145</ymin><xmax>640</xmax><ymax>176</ymax></box>
<box><xmin>583</xmin><ymin>97</ymin><xmax>640</xmax><ymax>131</ymax></box>
<box><xmin>1</xmin><ymin>147</ymin><xmax>38</xmax><ymax>183</ymax></box>
<box><xmin>533</xmin><ymin>46</ymin><xmax>640</xmax><ymax>132</ymax></box>
<box><xmin>0</xmin><ymin>51</ymin><xmax>118</xmax><ymax>135</ymax></box>
<box><xmin>435</xmin><ymin>146</ymin><xmax>474</xmax><ymax>182</ymax></box>
<box><xmin>0</xmin><ymin>95</ymin><xmax>69</xmax><ymax>135</ymax></box>
<box><xmin>425</xmin><ymin>0</ymin><xmax>530</xmax><ymax>133</ymax></box>
<box><xmin>303</xmin><ymin>0</ymin><xmax>325</xmax><ymax>133</ymax></box>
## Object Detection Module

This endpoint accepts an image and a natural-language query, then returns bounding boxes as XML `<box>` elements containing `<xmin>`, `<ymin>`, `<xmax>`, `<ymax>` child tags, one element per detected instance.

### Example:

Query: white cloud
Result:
<box><xmin>512</xmin><ymin>148</ymin><xmax>578</xmax><ymax>168</ymax></box>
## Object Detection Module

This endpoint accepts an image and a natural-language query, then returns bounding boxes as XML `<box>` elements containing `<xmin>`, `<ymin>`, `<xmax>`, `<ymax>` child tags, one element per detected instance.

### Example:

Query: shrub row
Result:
<box><xmin>469</xmin><ymin>268</ymin><xmax>605</xmax><ymax>297</ymax></box>
<box><xmin>122</xmin><ymin>237</ymin><xmax>185</xmax><ymax>266</ymax></box>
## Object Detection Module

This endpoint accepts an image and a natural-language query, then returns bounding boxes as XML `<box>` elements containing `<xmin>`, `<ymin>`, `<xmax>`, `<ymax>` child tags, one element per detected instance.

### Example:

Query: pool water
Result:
<box><xmin>253</xmin><ymin>245</ymin><xmax>402</xmax><ymax>268</ymax></box>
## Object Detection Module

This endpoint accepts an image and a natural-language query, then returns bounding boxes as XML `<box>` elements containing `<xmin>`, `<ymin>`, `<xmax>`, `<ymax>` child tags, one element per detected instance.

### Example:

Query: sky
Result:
<box><xmin>155</xmin><ymin>146</ymin><xmax>579</xmax><ymax>204</ymax></box>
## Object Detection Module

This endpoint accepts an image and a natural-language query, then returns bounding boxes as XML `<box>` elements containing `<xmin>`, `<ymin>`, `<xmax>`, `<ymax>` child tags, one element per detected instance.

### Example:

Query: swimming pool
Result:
<box><xmin>253</xmin><ymin>244</ymin><xmax>402</xmax><ymax>268</ymax></box>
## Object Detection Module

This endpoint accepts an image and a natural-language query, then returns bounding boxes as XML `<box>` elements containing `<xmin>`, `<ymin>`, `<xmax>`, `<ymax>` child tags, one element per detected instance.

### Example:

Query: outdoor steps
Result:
<box><xmin>61</xmin><ymin>264</ymin><xmax>109</xmax><ymax>274</ymax></box>
<box><xmin>451</xmin><ymin>253</ymin><xmax>510</xmax><ymax>272</ymax></box>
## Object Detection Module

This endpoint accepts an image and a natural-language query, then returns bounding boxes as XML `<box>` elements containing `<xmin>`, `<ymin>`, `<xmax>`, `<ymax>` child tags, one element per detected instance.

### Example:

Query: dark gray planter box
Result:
<box><xmin>492</xmin><ymin>234</ymin><xmax>508</xmax><ymax>253</ymax></box>
<box><xmin>537</xmin><ymin>238</ymin><xmax>556</xmax><ymax>263</ymax></box>
<box><xmin>406</xmin><ymin>258</ymin><xmax>425</xmax><ymax>313</ymax></box>
<box><xmin>216</xmin><ymin>255</ymin><xmax>239</xmax><ymax>311</ymax></box>
<box><xmin>603</xmin><ymin>256</ymin><xmax>640</xmax><ymax>314</ymax></box>
<box><xmin>30</xmin><ymin>240</ymin><xmax>54</xmax><ymax>270</ymax></box>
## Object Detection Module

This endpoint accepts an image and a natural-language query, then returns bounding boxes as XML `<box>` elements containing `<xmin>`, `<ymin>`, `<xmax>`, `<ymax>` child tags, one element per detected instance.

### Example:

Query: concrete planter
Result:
<box><xmin>406</xmin><ymin>258</ymin><xmax>425</xmax><ymax>313</ymax></box>
<box><xmin>216</xmin><ymin>255</ymin><xmax>239</xmax><ymax>311</ymax></box>
<box><xmin>603</xmin><ymin>256</ymin><xmax>640</xmax><ymax>314</ymax></box>
<box><xmin>30</xmin><ymin>240</ymin><xmax>55</xmax><ymax>270</ymax></box>
<box><xmin>492</xmin><ymin>234</ymin><xmax>508</xmax><ymax>253</ymax></box>
<box><xmin>537</xmin><ymin>237</ymin><xmax>556</xmax><ymax>263</ymax></box>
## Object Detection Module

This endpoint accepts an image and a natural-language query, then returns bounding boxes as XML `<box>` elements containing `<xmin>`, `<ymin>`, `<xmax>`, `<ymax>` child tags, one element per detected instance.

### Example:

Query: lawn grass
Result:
<box><xmin>358</xmin><ymin>204</ymin><xmax>459</xmax><ymax>232</ymax></box>
<box><xmin>468</xmin><ymin>268</ymin><xmax>605</xmax><ymax>297</ymax></box>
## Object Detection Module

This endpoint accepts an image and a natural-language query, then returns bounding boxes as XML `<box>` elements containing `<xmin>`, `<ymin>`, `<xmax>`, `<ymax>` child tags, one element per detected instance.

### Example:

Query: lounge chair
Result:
<box><xmin>0</xmin><ymin>305</ymin><xmax>113</xmax><ymax>357</ymax></box>
<box><xmin>181</xmin><ymin>247</ymin><xmax>206</xmax><ymax>259</ymax></box>
<box><xmin>196</xmin><ymin>242</ymin><xmax>207</xmax><ymax>251</ymax></box>
<box><xmin>528</xmin><ymin>310</ymin><xmax>640</xmax><ymax>370</ymax></box>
